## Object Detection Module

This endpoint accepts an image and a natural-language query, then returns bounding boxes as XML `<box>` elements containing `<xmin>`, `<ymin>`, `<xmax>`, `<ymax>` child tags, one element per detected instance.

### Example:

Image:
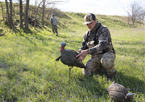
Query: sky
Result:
<box><xmin>1</xmin><ymin>0</ymin><xmax>145</xmax><ymax>16</ymax></box>
<box><xmin>55</xmin><ymin>0</ymin><xmax>145</xmax><ymax>16</ymax></box>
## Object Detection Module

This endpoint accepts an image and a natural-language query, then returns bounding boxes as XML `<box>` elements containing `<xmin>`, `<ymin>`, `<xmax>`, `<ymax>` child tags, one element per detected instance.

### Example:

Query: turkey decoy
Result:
<box><xmin>107</xmin><ymin>81</ymin><xmax>135</xmax><ymax>102</ymax></box>
<box><xmin>56</xmin><ymin>42</ymin><xmax>86</xmax><ymax>77</ymax></box>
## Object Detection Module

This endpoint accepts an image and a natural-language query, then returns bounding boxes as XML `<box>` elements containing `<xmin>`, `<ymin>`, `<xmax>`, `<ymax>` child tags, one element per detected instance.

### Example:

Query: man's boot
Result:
<box><xmin>107</xmin><ymin>68</ymin><xmax>116</xmax><ymax>80</ymax></box>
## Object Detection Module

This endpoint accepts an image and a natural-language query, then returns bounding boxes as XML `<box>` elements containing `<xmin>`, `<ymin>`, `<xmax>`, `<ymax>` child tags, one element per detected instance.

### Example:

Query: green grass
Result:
<box><xmin>0</xmin><ymin>12</ymin><xmax>145</xmax><ymax>102</ymax></box>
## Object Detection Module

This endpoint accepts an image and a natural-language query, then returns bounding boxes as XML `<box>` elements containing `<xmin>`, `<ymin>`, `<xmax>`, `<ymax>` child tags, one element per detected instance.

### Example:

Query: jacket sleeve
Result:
<box><xmin>56</xmin><ymin>18</ymin><xmax>58</xmax><ymax>24</ymax></box>
<box><xmin>50</xmin><ymin>18</ymin><xmax>53</xmax><ymax>24</ymax></box>
<box><xmin>87</xmin><ymin>27</ymin><xmax>111</xmax><ymax>54</ymax></box>
<box><xmin>80</xmin><ymin>31</ymin><xmax>88</xmax><ymax>50</ymax></box>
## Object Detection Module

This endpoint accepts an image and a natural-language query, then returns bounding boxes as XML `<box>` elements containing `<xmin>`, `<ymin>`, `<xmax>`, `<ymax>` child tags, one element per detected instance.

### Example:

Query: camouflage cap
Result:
<box><xmin>83</xmin><ymin>13</ymin><xmax>96</xmax><ymax>25</ymax></box>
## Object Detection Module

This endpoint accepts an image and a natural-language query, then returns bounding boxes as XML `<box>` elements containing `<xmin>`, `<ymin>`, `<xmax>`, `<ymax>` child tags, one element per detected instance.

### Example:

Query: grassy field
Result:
<box><xmin>0</xmin><ymin>12</ymin><xmax>145</xmax><ymax>102</ymax></box>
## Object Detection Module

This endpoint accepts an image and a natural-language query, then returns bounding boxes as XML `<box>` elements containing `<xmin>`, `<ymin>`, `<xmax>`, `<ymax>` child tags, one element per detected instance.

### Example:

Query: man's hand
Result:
<box><xmin>76</xmin><ymin>50</ymin><xmax>88</xmax><ymax>61</ymax></box>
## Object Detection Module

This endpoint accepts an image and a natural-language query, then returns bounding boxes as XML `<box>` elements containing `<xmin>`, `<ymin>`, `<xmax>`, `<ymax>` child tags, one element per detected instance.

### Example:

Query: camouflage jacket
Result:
<box><xmin>50</xmin><ymin>16</ymin><xmax>58</xmax><ymax>25</ymax></box>
<box><xmin>80</xmin><ymin>21</ymin><xmax>115</xmax><ymax>55</ymax></box>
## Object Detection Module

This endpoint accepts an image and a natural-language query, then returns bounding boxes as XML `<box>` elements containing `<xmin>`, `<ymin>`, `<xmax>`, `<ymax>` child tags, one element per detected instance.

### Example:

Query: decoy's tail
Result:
<box><xmin>55</xmin><ymin>56</ymin><xmax>61</xmax><ymax>61</ymax></box>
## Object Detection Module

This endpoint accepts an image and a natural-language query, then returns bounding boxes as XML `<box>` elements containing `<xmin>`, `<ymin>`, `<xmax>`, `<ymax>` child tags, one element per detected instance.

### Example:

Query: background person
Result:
<box><xmin>76</xmin><ymin>13</ymin><xmax>116</xmax><ymax>80</ymax></box>
<box><xmin>50</xmin><ymin>14</ymin><xmax>58</xmax><ymax>36</ymax></box>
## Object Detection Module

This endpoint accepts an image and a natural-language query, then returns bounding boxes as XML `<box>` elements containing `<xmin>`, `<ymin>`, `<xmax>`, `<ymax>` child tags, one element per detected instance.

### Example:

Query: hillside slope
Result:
<box><xmin>0</xmin><ymin>11</ymin><xmax>145</xmax><ymax>102</ymax></box>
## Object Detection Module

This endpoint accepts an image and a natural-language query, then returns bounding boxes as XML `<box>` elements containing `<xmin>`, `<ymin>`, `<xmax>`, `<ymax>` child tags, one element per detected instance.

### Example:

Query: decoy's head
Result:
<box><xmin>126</xmin><ymin>93</ymin><xmax>135</xmax><ymax>100</ymax></box>
<box><xmin>61</xmin><ymin>42</ymin><xmax>66</xmax><ymax>46</ymax></box>
<box><xmin>60</xmin><ymin>42</ymin><xmax>66</xmax><ymax>51</ymax></box>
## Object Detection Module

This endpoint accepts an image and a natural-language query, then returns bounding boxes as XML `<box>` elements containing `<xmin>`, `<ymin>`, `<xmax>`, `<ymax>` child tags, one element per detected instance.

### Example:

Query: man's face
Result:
<box><xmin>86</xmin><ymin>20</ymin><xmax>96</xmax><ymax>30</ymax></box>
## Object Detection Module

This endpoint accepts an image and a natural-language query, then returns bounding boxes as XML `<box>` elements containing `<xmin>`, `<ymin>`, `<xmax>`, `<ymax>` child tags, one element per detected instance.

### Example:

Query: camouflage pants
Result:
<box><xmin>82</xmin><ymin>52</ymin><xmax>116</xmax><ymax>77</ymax></box>
<box><xmin>52</xmin><ymin>25</ymin><xmax>58</xmax><ymax>35</ymax></box>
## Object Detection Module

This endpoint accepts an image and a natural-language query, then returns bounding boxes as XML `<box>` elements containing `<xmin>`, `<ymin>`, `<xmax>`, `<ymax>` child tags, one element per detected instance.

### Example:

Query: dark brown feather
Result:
<box><xmin>60</xmin><ymin>49</ymin><xmax>85</xmax><ymax>68</ymax></box>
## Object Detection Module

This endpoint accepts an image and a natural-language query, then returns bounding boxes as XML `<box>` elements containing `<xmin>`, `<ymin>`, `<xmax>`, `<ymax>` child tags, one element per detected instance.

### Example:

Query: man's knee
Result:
<box><xmin>101</xmin><ymin>52</ymin><xmax>115</xmax><ymax>70</ymax></box>
<box><xmin>83</xmin><ymin>59</ymin><xmax>101</xmax><ymax>77</ymax></box>
<box><xmin>82</xmin><ymin>68</ymin><xmax>93</xmax><ymax>77</ymax></box>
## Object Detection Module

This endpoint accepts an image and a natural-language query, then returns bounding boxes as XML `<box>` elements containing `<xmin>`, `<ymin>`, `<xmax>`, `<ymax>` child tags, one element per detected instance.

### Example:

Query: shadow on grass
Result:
<box><xmin>0</xmin><ymin>60</ymin><xmax>9</xmax><ymax>69</ymax></box>
<box><xmin>114</xmin><ymin>71</ymin><xmax>145</xmax><ymax>94</ymax></box>
<box><xmin>17</xmin><ymin>32</ymin><xmax>37</xmax><ymax>46</ymax></box>
<box><xmin>42</xmin><ymin>26</ymin><xmax>51</xmax><ymax>32</ymax></box>
<box><xmin>73</xmin><ymin>75</ymin><xmax>108</xmax><ymax>99</ymax></box>
<box><xmin>22</xmin><ymin>28</ymin><xmax>33</xmax><ymax>34</ymax></box>
<box><xmin>16</xmin><ymin>28</ymin><xmax>54</xmax><ymax>46</ymax></box>
<box><xmin>0</xmin><ymin>28</ymin><xmax>5</xmax><ymax>36</ymax></box>
<box><xmin>73</xmin><ymin>68</ymin><xmax>144</xmax><ymax>101</ymax></box>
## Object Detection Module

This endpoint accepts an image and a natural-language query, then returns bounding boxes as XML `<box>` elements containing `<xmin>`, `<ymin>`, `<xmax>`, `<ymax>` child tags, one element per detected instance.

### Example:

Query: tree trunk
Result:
<box><xmin>20</xmin><ymin>0</ymin><xmax>23</xmax><ymax>28</ymax></box>
<box><xmin>5</xmin><ymin>0</ymin><xmax>10</xmax><ymax>23</ymax></box>
<box><xmin>127</xmin><ymin>14</ymin><xmax>130</xmax><ymax>24</ymax></box>
<box><xmin>131</xmin><ymin>18</ymin><xmax>135</xmax><ymax>26</ymax></box>
<box><xmin>9</xmin><ymin>0</ymin><xmax>14</xmax><ymax>28</ymax></box>
<box><xmin>25</xmin><ymin>0</ymin><xmax>29</xmax><ymax>29</ymax></box>
<box><xmin>0</xmin><ymin>2</ymin><xmax>4</xmax><ymax>20</ymax></box>
<box><xmin>42</xmin><ymin>0</ymin><xmax>45</xmax><ymax>27</ymax></box>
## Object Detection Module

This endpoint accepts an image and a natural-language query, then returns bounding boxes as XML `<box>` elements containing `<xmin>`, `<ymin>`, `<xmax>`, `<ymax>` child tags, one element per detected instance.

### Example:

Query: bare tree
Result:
<box><xmin>34</xmin><ymin>0</ymin><xmax>43</xmax><ymax>19</ymax></box>
<box><xmin>23</xmin><ymin>0</ymin><xmax>67</xmax><ymax>28</ymax></box>
<box><xmin>126</xmin><ymin>1</ymin><xmax>143</xmax><ymax>25</ymax></box>
<box><xmin>25</xmin><ymin>0</ymin><xmax>29</xmax><ymax>29</ymax></box>
<box><xmin>3</xmin><ymin>0</ymin><xmax>67</xmax><ymax>29</ymax></box>
<box><xmin>137</xmin><ymin>9</ymin><xmax>145</xmax><ymax>25</ymax></box>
